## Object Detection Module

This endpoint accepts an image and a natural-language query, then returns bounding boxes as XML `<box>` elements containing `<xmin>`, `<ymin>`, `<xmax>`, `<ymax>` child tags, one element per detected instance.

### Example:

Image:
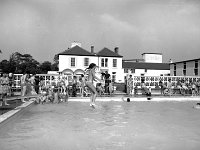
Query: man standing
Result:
<box><xmin>104</xmin><ymin>71</ymin><xmax>110</xmax><ymax>94</ymax></box>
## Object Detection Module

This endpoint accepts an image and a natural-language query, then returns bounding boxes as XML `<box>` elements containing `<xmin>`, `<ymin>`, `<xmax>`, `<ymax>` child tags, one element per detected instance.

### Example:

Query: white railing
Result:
<box><xmin>12</xmin><ymin>74</ymin><xmax>76</xmax><ymax>90</ymax></box>
<box><xmin>13</xmin><ymin>74</ymin><xmax>200</xmax><ymax>90</ymax></box>
<box><xmin>133</xmin><ymin>76</ymin><xmax>200</xmax><ymax>88</ymax></box>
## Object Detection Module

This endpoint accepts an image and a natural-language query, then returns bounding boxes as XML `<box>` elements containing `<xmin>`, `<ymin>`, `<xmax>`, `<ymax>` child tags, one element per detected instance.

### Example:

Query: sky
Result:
<box><xmin>0</xmin><ymin>0</ymin><xmax>200</xmax><ymax>63</ymax></box>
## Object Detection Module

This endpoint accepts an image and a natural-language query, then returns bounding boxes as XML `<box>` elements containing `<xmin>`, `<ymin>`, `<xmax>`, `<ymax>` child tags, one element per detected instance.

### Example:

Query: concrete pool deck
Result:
<box><xmin>0</xmin><ymin>99</ymin><xmax>35</xmax><ymax>126</ymax></box>
<box><xmin>0</xmin><ymin>95</ymin><xmax>200</xmax><ymax>126</ymax></box>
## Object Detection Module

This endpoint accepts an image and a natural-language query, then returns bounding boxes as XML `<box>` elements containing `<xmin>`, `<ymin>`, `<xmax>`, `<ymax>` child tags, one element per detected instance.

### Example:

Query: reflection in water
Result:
<box><xmin>0</xmin><ymin>101</ymin><xmax>200</xmax><ymax>150</ymax></box>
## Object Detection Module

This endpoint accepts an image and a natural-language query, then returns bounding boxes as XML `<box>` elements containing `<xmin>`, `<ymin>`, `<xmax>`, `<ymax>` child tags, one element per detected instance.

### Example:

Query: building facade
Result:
<box><xmin>58</xmin><ymin>43</ymin><xmax>171</xmax><ymax>83</ymax></box>
<box><xmin>170</xmin><ymin>58</ymin><xmax>200</xmax><ymax>76</ymax></box>
<box><xmin>123</xmin><ymin>53</ymin><xmax>170</xmax><ymax>77</ymax></box>
<box><xmin>58</xmin><ymin>43</ymin><xmax>124</xmax><ymax>82</ymax></box>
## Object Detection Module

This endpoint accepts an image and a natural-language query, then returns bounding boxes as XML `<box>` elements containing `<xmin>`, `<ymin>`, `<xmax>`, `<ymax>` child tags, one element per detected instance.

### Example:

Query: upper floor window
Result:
<box><xmin>183</xmin><ymin>62</ymin><xmax>186</xmax><ymax>76</ymax></box>
<box><xmin>70</xmin><ymin>57</ymin><xmax>76</xmax><ymax>67</ymax></box>
<box><xmin>195</xmin><ymin>60</ymin><xmax>198</xmax><ymax>68</ymax></box>
<box><xmin>174</xmin><ymin>64</ymin><xmax>176</xmax><ymax>70</ymax></box>
<box><xmin>84</xmin><ymin>58</ymin><xmax>89</xmax><ymax>67</ymax></box>
<box><xmin>194</xmin><ymin>60</ymin><xmax>198</xmax><ymax>76</ymax></box>
<box><xmin>113</xmin><ymin>59</ymin><xmax>117</xmax><ymax>67</ymax></box>
<box><xmin>173</xmin><ymin>64</ymin><xmax>176</xmax><ymax>76</ymax></box>
<box><xmin>101</xmin><ymin>58</ymin><xmax>108</xmax><ymax>67</ymax></box>
<box><xmin>183</xmin><ymin>62</ymin><xmax>186</xmax><ymax>69</ymax></box>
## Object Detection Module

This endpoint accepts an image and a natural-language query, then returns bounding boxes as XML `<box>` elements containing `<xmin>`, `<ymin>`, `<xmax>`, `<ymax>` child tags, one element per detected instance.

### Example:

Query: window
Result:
<box><xmin>183</xmin><ymin>62</ymin><xmax>186</xmax><ymax>69</ymax></box>
<box><xmin>194</xmin><ymin>69</ymin><xmax>198</xmax><ymax>76</ymax></box>
<box><xmin>174</xmin><ymin>64</ymin><xmax>176</xmax><ymax>76</ymax></box>
<box><xmin>174</xmin><ymin>71</ymin><xmax>176</xmax><ymax>76</ymax></box>
<box><xmin>195</xmin><ymin>60</ymin><xmax>198</xmax><ymax>68</ymax></box>
<box><xmin>113</xmin><ymin>59</ymin><xmax>117</xmax><ymax>67</ymax></box>
<box><xmin>183</xmin><ymin>62</ymin><xmax>186</xmax><ymax>76</ymax></box>
<box><xmin>194</xmin><ymin>60</ymin><xmax>198</xmax><ymax>76</ymax></box>
<box><xmin>112</xmin><ymin>72</ymin><xmax>116</xmax><ymax>82</ymax></box>
<box><xmin>124</xmin><ymin>68</ymin><xmax>128</xmax><ymax>73</ymax></box>
<box><xmin>183</xmin><ymin>70</ymin><xmax>186</xmax><ymax>76</ymax></box>
<box><xmin>70</xmin><ymin>57</ymin><xmax>76</xmax><ymax>67</ymax></box>
<box><xmin>84</xmin><ymin>58</ymin><xmax>89</xmax><ymax>67</ymax></box>
<box><xmin>174</xmin><ymin>64</ymin><xmax>176</xmax><ymax>70</ymax></box>
<box><xmin>101</xmin><ymin>58</ymin><xmax>108</xmax><ymax>67</ymax></box>
<box><xmin>131</xmin><ymin>69</ymin><xmax>135</xmax><ymax>73</ymax></box>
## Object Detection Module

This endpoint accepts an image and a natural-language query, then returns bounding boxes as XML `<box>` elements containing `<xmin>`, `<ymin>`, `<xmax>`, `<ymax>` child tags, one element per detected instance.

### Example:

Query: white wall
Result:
<box><xmin>59</xmin><ymin>55</ymin><xmax>98</xmax><ymax>72</ymax></box>
<box><xmin>59</xmin><ymin>55</ymin><xmax>124</xmax><ymax>82</ymax></box>
<box><xmin>142</xmin><ymin>53</ymin><xmax>162</xmax><ymax>63</ymax></box>
<box><xmin>124</xmin><ymin>69</ymin><xmax>170</xmax><ymax>77</ymax></box>
<box><xmin>97</xmin><ymin>57</ymin><xmax>124</xmax><ymax>82</ymax></box>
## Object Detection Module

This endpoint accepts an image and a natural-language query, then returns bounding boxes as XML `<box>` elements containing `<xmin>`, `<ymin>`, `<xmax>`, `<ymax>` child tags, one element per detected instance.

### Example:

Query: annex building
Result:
<box><xmin>170</xmin><ymin>58</ymin><xmax>200</xmax><ymax>76</ymax></box>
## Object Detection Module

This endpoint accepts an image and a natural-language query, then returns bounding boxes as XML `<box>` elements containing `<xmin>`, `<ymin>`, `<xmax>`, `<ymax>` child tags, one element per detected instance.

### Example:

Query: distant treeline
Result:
<box><xmin>0</xmin><ymin>52</ymin><xmax>59</xmax><ymax>74</ymax></box>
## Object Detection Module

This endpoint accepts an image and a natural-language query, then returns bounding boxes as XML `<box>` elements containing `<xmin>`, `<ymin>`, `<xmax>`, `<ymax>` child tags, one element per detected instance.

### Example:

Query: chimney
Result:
<box><xmin>91</xmin><ymin>46</ymin><xmax>94</xmax><ymax>54</ymax></box>
<box><xmin>114</xmin><ymin>47</ymin><xmax>119</xmax><ymax>54</ymax></box>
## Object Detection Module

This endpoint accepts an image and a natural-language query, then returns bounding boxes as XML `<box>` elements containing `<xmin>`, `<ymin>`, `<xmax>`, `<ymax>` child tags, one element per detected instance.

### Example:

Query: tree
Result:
<box><xmin>40</xmin><ymin>61</ymin><xmax>52</xmax><ymax>74</ymax></box>
<box><xmin>9</xmin><ymin>52</ymin><xmax>40</xmax><ymax>74</ymax></box>
<box><xmin>51</xmin><ymin>54</ymin><xmax>59</xmax><ymax>71</ymax></box>
<box><xmin>0</xmin><ymin>60</ymin><xmax>10</xmax><ymax>73</ymax></box>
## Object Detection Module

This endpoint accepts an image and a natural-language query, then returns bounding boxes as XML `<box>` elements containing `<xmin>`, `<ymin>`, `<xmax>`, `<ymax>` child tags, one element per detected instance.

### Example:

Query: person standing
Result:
<box><xmin>34</xmin><ymin>75</ymin><xmax>40</xmax><ymax>94</ymax></box>
<box><xmin>0</xmin><ymin>73</ymin><xmax>10</xmax><ymax>106</ymax></box>
<box><xmin>85</xmin><ymin>63</ymin><xmax>102</xmax><ymax>108</ymax></box>
<box><xmin>104</xmin><ymin>71</ymin><xmax>110</xmax><ymax>94</ymax></box>
<box><xmin>21</xmin><ymin>72</ymin><xmax>28</xmax><ymax>102</ymax></box>
<box><xmin>72</xmin><ymin>76</ymin><xmax>78</xmax><ymax>97</ymax></box>
<box><xmin>29</xmin><ymin>73</ymin><xmax>37</xmax><ymax>95</ymax></box>
<box><xmin>80</xmin><ymin>74</ymin><xmax>88</xmax><ymax>97</ymax></box>
<box><xmin>127</xmin><ymin>75</ymin><xmax>133</xmax><ymax>96</ymax></box>
<box><xmin>8</xmin><ymin>73</ymin><xmax>14</xmax><ymax>96</ymax></box>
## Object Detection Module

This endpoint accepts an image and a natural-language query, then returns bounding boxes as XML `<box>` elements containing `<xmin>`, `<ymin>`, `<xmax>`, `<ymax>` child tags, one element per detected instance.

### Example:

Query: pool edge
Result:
<box><xmin>0</xmin><ymin>99</ymin><xmax>35</xmax><ymax>128</ymax></box>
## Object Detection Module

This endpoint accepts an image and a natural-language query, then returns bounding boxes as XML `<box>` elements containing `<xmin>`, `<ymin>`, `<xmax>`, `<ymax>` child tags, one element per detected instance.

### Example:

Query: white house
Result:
<box><xmin>58</xmin><ymin>43</ymin><xmax>124</xmax><ymax>82</ymax></box>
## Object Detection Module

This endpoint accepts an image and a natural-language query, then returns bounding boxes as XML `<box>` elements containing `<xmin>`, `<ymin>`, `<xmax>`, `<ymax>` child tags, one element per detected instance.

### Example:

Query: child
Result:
<box><xmin>85</xmin><ymin>63</ymin><xmax>102</xmax><ymax>108</ymax></box>
<box><xmin>96</xmin><ymin>83</ymin><xmax>104</xmax><ymax>96</ymax></box>
<box><xmin>191</xmin><ymin>82</ymin><xmax>196</xmax><ymax>97</ymax></box>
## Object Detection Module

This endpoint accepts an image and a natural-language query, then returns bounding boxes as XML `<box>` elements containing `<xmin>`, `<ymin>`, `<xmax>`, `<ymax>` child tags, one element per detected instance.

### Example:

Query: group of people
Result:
<box><xmin>127</xmin><ymin>75</ymin><xmax>151</xmax><ymax>97</ymax></box>
<box><xmin>20</xmin><ymin>72</ymin><xmax>69</xmax><ymax>104</ymax></box>
<box><xmin>18</xmin><ymin>63</ymin><xmax>110</xmax><ymax>108</ymax></box>
<box><xmin>126</xmin><ymin>74</ymin><xmax>200</xmax><ymax>97</ymax></box>
<box><xmin>0</xmin><ymin>73</ymin><xmax>14</xmax><ymax>106</ymax></box>
<box><xmin>159</xmin><ymin>79</ymin><xmax>200</xmax><ymax>96</ymax></box>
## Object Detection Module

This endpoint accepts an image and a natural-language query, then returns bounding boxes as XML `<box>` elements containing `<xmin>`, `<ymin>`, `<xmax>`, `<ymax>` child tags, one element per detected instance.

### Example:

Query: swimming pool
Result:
<box><xmin>0</xmin><ymin>101</ymin><xmax>200</xmax><ymax>150</ymax></box>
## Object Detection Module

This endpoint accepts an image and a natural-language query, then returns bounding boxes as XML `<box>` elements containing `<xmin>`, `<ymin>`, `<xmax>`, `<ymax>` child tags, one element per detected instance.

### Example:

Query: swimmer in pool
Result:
<box><xmin>85</xmin><ymin>63</ymin><xmax>102</xmax><ymax>108</ymax></box>
<box><xmin>194</xmin><ymin>102</ymin><xmax>200</xmax><ymax>109</ymax></box>
<box><xmin>121</xmin><ymin>97</ymin><xmax>130</xmax><ymax>102</ymax></box>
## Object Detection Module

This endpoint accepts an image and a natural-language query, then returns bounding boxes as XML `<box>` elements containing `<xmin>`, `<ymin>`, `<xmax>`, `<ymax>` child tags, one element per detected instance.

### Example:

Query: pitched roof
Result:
<box><xmin>171</xmin><ymin>58</ymin><xmax>200</xmax><ymax>64</ymax></box>
<box><xmin>58</xmin><ymin>45</ymin><xmax>95</xmax><ymax>56</ymax></box>
<box><xmin>96</xmin><ymin>47</ymin><xmax>123</xmax><ymax>57</ymax></box>
<box><xmin>122</xmin><ymin>62</ymin><xmax>170</xmax><ymax>70</ymax></box>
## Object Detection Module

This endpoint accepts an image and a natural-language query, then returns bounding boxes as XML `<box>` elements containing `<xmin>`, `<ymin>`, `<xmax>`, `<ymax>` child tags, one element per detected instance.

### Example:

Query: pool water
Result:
<box><xmin>0</xmin><ymin>101</ymin><xmax>200</xmax><ymax>150</ymax></box>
